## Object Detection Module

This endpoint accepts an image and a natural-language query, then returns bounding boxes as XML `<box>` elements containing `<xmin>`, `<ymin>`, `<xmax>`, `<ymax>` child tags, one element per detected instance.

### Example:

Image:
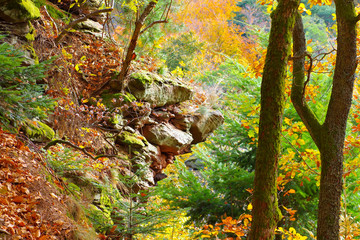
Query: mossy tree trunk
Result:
<box><xmin>248</xmin><ymin>0</ymin><xmax>300</xmax><ymax>239</ymax></box>
<box><xmin>292</xmin><ymin>1</ymin><xmax>358</xmax><ymax>239</ymax></box>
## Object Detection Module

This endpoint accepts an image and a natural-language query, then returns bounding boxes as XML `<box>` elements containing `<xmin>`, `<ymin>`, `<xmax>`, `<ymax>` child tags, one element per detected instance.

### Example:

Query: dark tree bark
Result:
<box><xmin>291</xmin><ymin>1</ymin><xmax>358</xmax><ymax>239</ymax></box>
<box><xmin>248</xmin><ymin>0</ymin><xmax>300</xmax><ymax>239</ymax></box>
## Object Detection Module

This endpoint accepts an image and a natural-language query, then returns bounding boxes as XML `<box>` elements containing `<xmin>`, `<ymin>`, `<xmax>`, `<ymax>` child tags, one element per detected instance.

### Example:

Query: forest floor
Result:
<box><xmin>0</xmin><ymin>129</ymin><xmax>87</xmax><ymax>239</ymax></box>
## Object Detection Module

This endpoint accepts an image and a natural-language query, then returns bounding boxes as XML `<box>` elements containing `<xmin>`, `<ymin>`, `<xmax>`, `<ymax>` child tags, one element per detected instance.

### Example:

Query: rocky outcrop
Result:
<box><xmin>127</xmin><ymin>70</ymin><xmax>193</xmax><ymax>107</ymax></box>
<box><xmin>106</xmin><ymin>70</ymin><xmax>224</xmax><ymax>185</ymax></box>
<box><xmin>0</xmin><ymin>0</ymin><xmax>223</xmax><ymax>191</ymax></box>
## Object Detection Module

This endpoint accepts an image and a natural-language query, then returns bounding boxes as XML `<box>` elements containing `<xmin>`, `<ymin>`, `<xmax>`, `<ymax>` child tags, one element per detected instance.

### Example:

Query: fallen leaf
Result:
<box><xmin>12</xmin><ymin>196</ymin><xmax>24</xmax><ymax>203</ymax></box>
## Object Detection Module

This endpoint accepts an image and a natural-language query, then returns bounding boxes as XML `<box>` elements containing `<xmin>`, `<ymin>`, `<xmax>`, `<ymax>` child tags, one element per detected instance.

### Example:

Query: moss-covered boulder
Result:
<box><xmin>0</xmin><ymin>0</ymin><xmax>40</xmax><ymax>23</ymax></box>
<box><xmin>24</xmin><ymin>120</ymin><xmax>55</xmax><ymax>142</ymax></box>
<box><xmin>127</xmin><ymin>70</ymin><xmax>193</xmax><ymax>107</ymax></box>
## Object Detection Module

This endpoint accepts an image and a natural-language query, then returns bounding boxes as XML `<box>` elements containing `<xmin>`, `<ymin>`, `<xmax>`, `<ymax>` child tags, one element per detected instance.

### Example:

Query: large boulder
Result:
<box><xmin>127</xmin><ymin>70</ymin><xmax>193</xmax><ymax>107</ymax></box>
<box><xmin>190</xmin><ymin>110</ymin><xmax>224</xmax><ymax>144</ymax></box>
<box><xmin>0</xmin><ymin>0</ymin><xmax>40</xmax><ymax>23</ymax></box>
<box><xmin>143</xmin><ymin>123</ymin><xmax>193</xmax><ymax>154</ymax></box>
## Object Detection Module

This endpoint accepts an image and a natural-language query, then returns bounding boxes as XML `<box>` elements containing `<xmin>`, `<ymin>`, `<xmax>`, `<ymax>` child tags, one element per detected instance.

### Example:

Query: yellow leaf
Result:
<box><xmin>244</xmin><ymin>218</ymin><xmax>249</xmax><ymax>227</ymax></box>
<box><xmin>297</xmin><ymin>139</ymin><xmax>305</xmax><ymax>145</ymax></box>
<box><xmin>307</xmin><ymin>45</ymin><xmax>313</xmax><ymax>53</ymax></box>
<box><xmin>200</xmin><ymin>235</ymin><xmax>211</xmax><ymax>238</ymax></box>
<box><xmin>247</xmin><ymin>203</ymin><xmax>253</xmax><ymax>210</ymax></box>
<box><xmin>288</xmin><ymin>189</ymin><xmax>296</xmax><ymax>194</ymax></box>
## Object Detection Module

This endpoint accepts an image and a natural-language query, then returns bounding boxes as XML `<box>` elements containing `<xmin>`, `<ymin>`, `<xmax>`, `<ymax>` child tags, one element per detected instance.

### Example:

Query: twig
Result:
<box><xmin>41</xmin><ymin>6</ymin><xmax>58</xmax><ymax>37</ymax></box>
<box><xmin>44</xmin><ymin>139</ymin><xmax>96</xmax><ymax>159</ymax></box>
<box><xmin>281</xmin><ymin>132</ymin><xmax>320</xmax><ymax>176</ymax></box>
<box><xmin>140</xmin><ymin>0</ymin><xmax>172</xmax><ymax>34</ymax></box>
<box><xmin>55</xmin><ymin>8</ymin><xmax>113</xmax><ymax>44</ymax></box>
<box><xmin>140</xmin><ymin>20</ymin><xmax>168</xmax><ymax>34</ymax></box>
<box><xmin>314</xmin><ymin>48</ymin><xmax>336</xmax><ymax>62</ymax></box>
<box><xmin>302</xmin><ymin>52</ymin><xmax>313</xmax><ymax>99</ymax></box>
<box><xmin>44</xmin><ymin>139</ymin><xmax>122</xmax><ymax>160</ymax></box>
<box><xmin>94</xmin><ymin>154</ymin><xmax>123</xmax><ymax>160</ymax></box>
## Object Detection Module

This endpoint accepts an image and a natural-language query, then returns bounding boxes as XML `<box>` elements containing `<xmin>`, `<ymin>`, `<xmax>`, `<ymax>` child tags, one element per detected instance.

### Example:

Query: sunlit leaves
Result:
<box><xmin>195</xmin><ymin>215</ymin><xmax>252</xmax><ymax>239</ymax></box>
<box><xmin>277</xmin><ymin>227</ymin><xmax>308</xmax><ymax>240</ymax></box>
<box><xmin>308</xmin><ymin>0</ymin><xmax>332</xmax><ymax>7</ymax></box>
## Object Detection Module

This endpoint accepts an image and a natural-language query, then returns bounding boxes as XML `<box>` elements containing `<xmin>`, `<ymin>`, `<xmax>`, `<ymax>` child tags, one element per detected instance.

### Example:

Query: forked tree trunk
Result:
<box><xmin>291</xmin><ymin>1</ymin><xmax>358</xmax><ymax>239</ymax></box>
<box><xmin>248</xmin><ymin>0</ymin><xmax>300</xmax><ymax>239</ymax></box>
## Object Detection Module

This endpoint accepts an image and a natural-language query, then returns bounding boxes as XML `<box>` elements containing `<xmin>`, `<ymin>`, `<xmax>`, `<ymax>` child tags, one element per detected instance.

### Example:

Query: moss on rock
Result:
<box><xmin>116</xmin><ymin>131</ymin><xmax>147</xmax><ymax>148</ymax></box>
<box><xmin>33</xmin><ymin>0</ymin><xmax>69</xmax><ymax>20</ymax></box>
<box><xmin>25</xmin><ymin>120</ymin><xmax>55</xmax><ymax>142</ymax></box>
<box><xmin>101</xmin><ymin>92</ymin><xmax>136</xmax><ymax>109</ymax></box>
<box><xmin>0</xmin><ymin>0</ymin><xmax>40</xmax><ymax>23</ymax></box>
<box><xmin>130</xmin><ymin>70</ymin><xmax>161</xmax><ymax>90</ymax></box>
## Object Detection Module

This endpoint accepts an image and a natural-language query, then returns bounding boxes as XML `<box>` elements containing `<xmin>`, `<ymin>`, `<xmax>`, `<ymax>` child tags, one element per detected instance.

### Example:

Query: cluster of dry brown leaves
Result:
<box><xmin>0</xmin><ymin>129</ymin><xmax>77</xmax><ymax>239</ymax></box>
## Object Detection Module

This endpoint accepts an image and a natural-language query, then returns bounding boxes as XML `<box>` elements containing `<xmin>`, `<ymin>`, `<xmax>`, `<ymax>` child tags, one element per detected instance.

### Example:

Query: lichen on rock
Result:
<box><xmin>24</xmin><ymin>119</ymin><xmax>55</xmax><ymax>142</ymax></box>
<box><xmin>116</xmin><ymin>131</ymin><xmax>147</xmax><ymax>148</ymax></box>
<box><xmin>101</xmin><ymin>92</ymin><xmax>136</xmax><ymax>109</ymax></box>
<box><xmin>0</xmin><ymin>0</ymin><xmax>41</xmax><ymax>23</ymax></box>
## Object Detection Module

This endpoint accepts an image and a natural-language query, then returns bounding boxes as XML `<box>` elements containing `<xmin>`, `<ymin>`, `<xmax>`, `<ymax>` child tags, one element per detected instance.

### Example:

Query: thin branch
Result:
<box><xmin>44</xmin><ymin>139</ymin><xmax>96</xmax><ymax>159</ymax></box>
<box><xmin>140</xmin><ymin>0</ymin><xmax>172</xmax><ymax>35</ymax></box>
<box><xmin>55</xmin><ymin>8</ymin><xmax>113</xmax><ymax>44</ymax></box>
<box><xmin>314</xmin><ymin>48</ymin><xmax>336</xmax><ymax>62</ymax></box>
<box><xmin>302</xmin><ymin>52</ymin><xmax>313</xmax><ymax>99</ymax></box>
<box><xmin>281</xmin><ymin>132</ymin><xmax>320</xmax><ymax>176</ymax></box>
<box><xmin>43</xmin><ymin>139</ymin><xmax>121</xmax><ymax>160</ymax></box>
<box><xmin>140</xmin><ymin>20</ymin><xmax>168</xmax><ymax>34</ymax></box>
<box><xmin>41</xmin><ymin>6</ymin><xmax>58</xmax><ymax>36</ymax></box>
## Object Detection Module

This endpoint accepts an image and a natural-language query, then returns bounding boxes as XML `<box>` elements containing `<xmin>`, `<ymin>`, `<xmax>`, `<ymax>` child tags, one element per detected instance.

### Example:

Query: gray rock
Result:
<box><xmin>76</xmin><ymin>19</ymin><xmax>103</xmax><ymax>32</ymax></box>
<box><xmin>171</xmin><ymin>115</ymin><xmax>193</xmax><ymax>132</ymax></box>
<box><xmin>190</xmin><ymin>109</ymin><xmax>224</xmax><ymax>144</ymax></box>
<box><xmin>127</xmin><ymin>70</ymin><xmax>193</xmax><ymax>107</ymax></box>
<box><xmin>143</xmin><ymin>123</ymin><xmax>193</xmax><ymax>154</ymax></box>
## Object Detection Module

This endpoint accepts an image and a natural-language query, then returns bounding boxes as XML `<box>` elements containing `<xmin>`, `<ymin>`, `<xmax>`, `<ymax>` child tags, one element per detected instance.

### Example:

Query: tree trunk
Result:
<box><xmin>291</xmin><ymin>1</ymin><xmax>358</xmax><ymax>239</ymax></box>
<box><xmin>248</xmin><ymin>0</ymin><xmax>300</xmax><ymax>239</ymax></box>
<box><xmin>113</xmin><ymin>1</ymin><xmax>157</xmax><ymax>91</ymax></box>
